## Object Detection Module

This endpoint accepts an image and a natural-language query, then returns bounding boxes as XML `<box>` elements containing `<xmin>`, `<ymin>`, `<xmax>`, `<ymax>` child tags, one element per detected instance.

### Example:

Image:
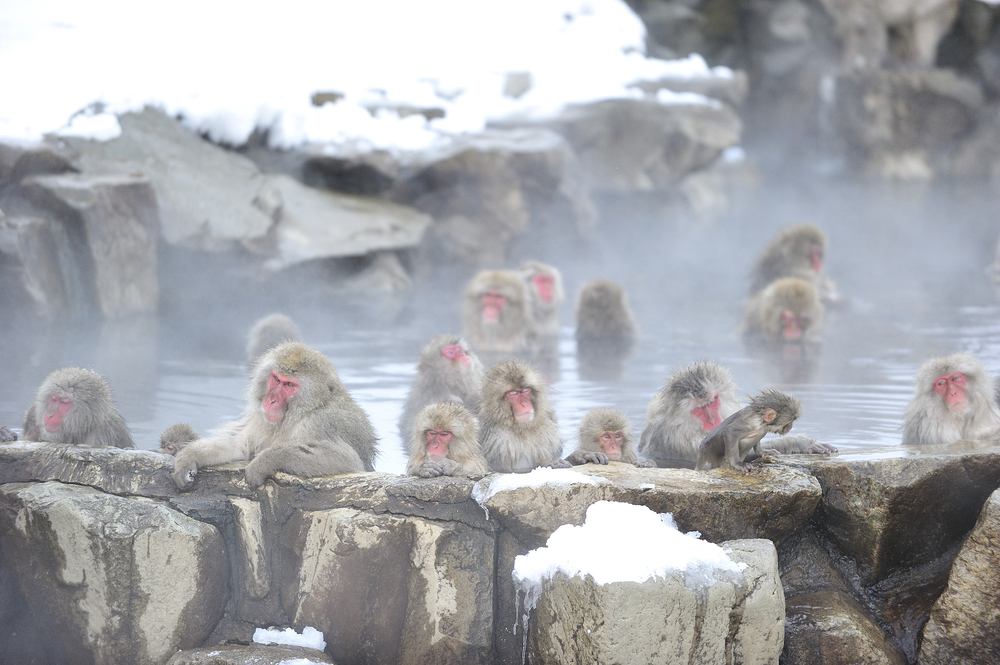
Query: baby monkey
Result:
<box><xmin>695</xmin><ymin>389</ymin><xmax>801</xmax><ymax>472</ymax></box>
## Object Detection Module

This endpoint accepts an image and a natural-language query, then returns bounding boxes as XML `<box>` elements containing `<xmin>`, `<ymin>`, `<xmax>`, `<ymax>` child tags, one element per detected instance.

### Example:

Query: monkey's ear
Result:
<box><xmin>763</xmin><ymin>408</ymin><xmax>777</xmax><ymax>423</ymax></box>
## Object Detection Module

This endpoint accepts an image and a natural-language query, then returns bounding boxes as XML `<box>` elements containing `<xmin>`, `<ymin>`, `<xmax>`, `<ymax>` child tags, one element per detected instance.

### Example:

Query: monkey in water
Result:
<box><xmin>397</xmin><ymin>334</ymin><xmax>484</xmax><ymax>443</ymax></box>
<box><xmin>749</xmin><ymin>223</ymin><xmax>843</xmax><ymax>306</ymax></box>
<box><xmin>741</xmin><ymin>277</ymin><xmax>823</xmax><ymax>343</ymax></box>
<box><xmin>172</xmin><ymin>342</ymin><xmax>377</xmax><ymax>490</ymax></box>
<box><xmin>159</xmin><ymin>423</ymin><xmax>198</xmax><ymax>456</ymax></box>
<box><xmin>478</xmin><ymin>359</ymin><xmax>569</xmax><ymax>472</ymax></box>
<box><xmin>21</xmin><ymin>367</ymin><xmax>133</xmax><ymax>448</ymax></box>
<box><xmin>406</xmin><ymin>402</ymin><xmax>489</xmax><ymax>478</ymax></box>
<box><xmin>901</xmin><ymin>353</ymin><xmax>1000</xmax><ymax>446</ymax></box>
<box><xmin>519</xmin><ymin>260</ymin><xmax>565</xmax><ymax>340</ymax></box>
<box><xmin>246</xmin><ymin>313</ymin><xmax>302</xmax><ymax>364</ymax></box>
<box><xmin>462</xmin><ymin>269</ymin><xmax>534</xmax><ymax>356</ymax></box>
<box><xmin>575</xmin><ymin>279</ymin><xmax>638</xmax><ymax>380</ymax></box>
<box><xmin>696</xmin><ymin>389</ymin><xmax>802</xmax><ymax>472</ymax></box>
<box><xmin>565</xmin><ymin>407</ymin><xmax>655</xmax><ymax>467</ymax></box>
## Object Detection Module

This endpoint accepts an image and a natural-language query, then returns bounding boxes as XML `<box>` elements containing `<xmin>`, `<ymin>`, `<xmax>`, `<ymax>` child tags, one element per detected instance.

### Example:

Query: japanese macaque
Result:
<box><xmin>21</xmin><ymin>367</ymin><xmax>133</xmax><ymax>448</ymax></box>
<box><xmin>519</xmin><ymin>260</ymin><xmax>565</xmax><ymax>339</ymax></box>
<box><xmin>901</xmin><ymin>353</ymin><xmax>1000</xmax><ymax>446</ymax></box>
<box><xmin>639</xmin><ymin>361</ymin><xmax>836</xmax><ymax>468</ymax></box>
<box><xmin>575</xmin><ymin>279</ymin><xmax>638</xmax><ymax>380</ymax></box>
<box><xmin>406</xmin><ymin>402</ymin><xmax>489</xmax><ymax>478</ymax></box>
<box><xmin>478</xmin><ymin>360</ymin><xmax>569</xmax><ymax>472</ymax></box>
<box><xmin>172</xmin><ymin>342</ymin><xmax>377</xmax><ymax>490</ymax></box>
<box><xmin>462</xmin><ymin>270</ymin><xmax>533</xmax><ymax>356</ymax></box>
<box><xmin>741</xmin><ymin>277</ymin><xmax>823</xmax><ymax>343</ymax></box>
<box><xmin>159</xmin><ymin>423</ymin><xmax>198</xmax><ymax>456</ymax></box>
<box><xmin>565</xmin><ymin>407</ymin><xmax>654</xmax><ymax>467</ymax></box>
<box><xmin>749</xmin><ymin>224</ymin><xmax>843</xmax><ymax>305</ymax></box>
<box><xmin>246</xmin><ymin>313</ymin><xmax>302</xmax><ymax>364</ymax></box>
<box><xmin>696</xmin><ymin>389</ymin><xmax>802</xmax><ymax>472</ymax></box>
<box><xmin>0</xmin><ymin>425</ymin><xmax>16</xmax><ymax>442</ymax></box>
<box><xmin>397</xmin><ymin>334</ymin><xmax>484</xmax><ymax>442</ymax></box>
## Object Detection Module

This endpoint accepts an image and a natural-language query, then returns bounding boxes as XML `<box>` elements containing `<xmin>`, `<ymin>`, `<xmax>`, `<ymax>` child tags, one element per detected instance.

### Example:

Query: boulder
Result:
<box><xmin>0</xmin><ymin>481</ymin><xmax>228</xmax><ymax>665</ymax></box>
<box><xmin>0</xmin><ymin>140</ymin><xmax>74</xmax><ymax>188</ymax></box>
<box><xmin>951</xmin><ymin>102</ymin><xmax>1000</xmax><ymax>183</ymax></box>
<box><xmin>919</xmin><ymin>487</ymin><xmax>1000</xmax><ymax>664</ymax></box>
<box><xmin>783</xmin><ymin>591</ymin><xmax>907</xmax><ymax>665</ymax></box>
<box><xmin>166</xmin><ymin>644</ymin><xmax>333</xmax><ymax>664</ymax></box>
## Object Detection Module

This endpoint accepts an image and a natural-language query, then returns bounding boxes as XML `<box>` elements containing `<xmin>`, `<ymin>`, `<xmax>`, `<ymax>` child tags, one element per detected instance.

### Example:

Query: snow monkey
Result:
<box><xmin>406</xmin><ymin>402</ymin><xmax>489</xmax><ymax>478</ymax></box>
<box><xmin>21</xmin><ymin>367</ymin><xmax>133</xmax><ymax>448</ymax></box>
<box><xmin>397</xmin><ymin>334</ymin><xmax>484</xmax><ymax>443</ymax></box>
<box><xmin>462</xmin><ymin>269</ymin><xmax>534</xmax><ymax>355</ymax></box>
<box><xmin>749</xmin><ymin>223</ymin><xmax>842</xmax><ymax>305</ymax></box>
<box><xmin>574</xmin><ymin>279</ymin><xmax>638</xmax><ymax>379</ymax></box>
<box><xmin>741</xmin><ymin>277</ymin><xmax>823</xmax><ymax>343</ymax></box>
<box><xmin>159</xmin><ymin>423</ymin><xmax>198</xmax><ymax>456</ymax></box>
<box><xmin>519</xmin><ymin>260</ymin><xmax>565</xmax><ymax>339</ymax></box>
<box><xmin>478</xmin><ymin>359</ymin><xmax>569</xmax><ymax>472</ymax></box>
<box><xmin>565</xmin><ymin>407</ymin><xmax>654</xmax><ymax>467</ymax></box>
<box><xmin>172</xmin><ymin>342</ymin><xmax>377</xmax><ymax>490</ymax></box>
<box><xmin>639</xmin><ymin>361</ymin><xmax>835</xmax><ymax>467</ymax></box>
<box><xmin>696</xmin><ymin>389</ymin><xmax>802</xmax><ymax>472</ymax></box>
<box><xmin>246</xmin><ymin>313</ymin><xmax>302</xmax><ymax>364</ymax></box>
<box><xmin>902</xmin><ymin>353</ymin><xmax>1000</xmax><ymax>446</ymax></box>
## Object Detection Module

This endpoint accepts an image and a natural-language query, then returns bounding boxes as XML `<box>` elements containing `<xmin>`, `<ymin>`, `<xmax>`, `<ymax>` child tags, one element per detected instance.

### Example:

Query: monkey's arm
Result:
<box><xmin>633</xmin><ymin>458</ymin><xmax>656</xmax><ymax>468</ymax></box>
<box><xmin>765</xmin><ymin>434</ymin><xmax>837</xmax><ymax>455</ymax></box>
<box><xmin>172</xmin><ymin>427</ymin><xmax>250</xmax><ymax>490</ymax></box>
<box><xmin>565</xmin><ymin>450</ymin><xmax>609</xmax><ymax>465</ymax></box>
<box><xmin>244</xmin><ymin>438</ymin><xmax>365</xmax><ymax>488</ymax></box>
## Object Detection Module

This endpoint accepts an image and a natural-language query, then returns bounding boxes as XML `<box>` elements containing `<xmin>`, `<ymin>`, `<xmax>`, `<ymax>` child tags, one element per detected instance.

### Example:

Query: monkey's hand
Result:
<box><xmin>807</xmin><ymin>441</ymin><xmax>838</xmax><ymax>454</ymax></box>
<box><xmin>633</xmin><ymin>459</ymin><xmax>656</xmax><ymax>468</ymax></box>
<box><xmin>244</xmin><ymin>457</ymin><xmax>275</xmax><ymax>489</ymax></box>
<box><xmin>548</xmin><ymin>458</ymin><xmax>572</xmax><ymax>469</ymax></box>
<box><xmin>0</xmin><ymin>426</ymin><xmax>16</xmax><ymax>442</ymax></box>
<box><xmin>582</xmin><ymin>452</ymin><xmax>609</xmax><ymax>465</ymax></box>
<box><xmin>418</xmin><ymin>461</ymin><xmax>445</xmax><ymax>478</ymax></box>
<box><xmin>172</xmin><ymin>456</ymin><xmax>198</xmax><ymax>491</ymax></box>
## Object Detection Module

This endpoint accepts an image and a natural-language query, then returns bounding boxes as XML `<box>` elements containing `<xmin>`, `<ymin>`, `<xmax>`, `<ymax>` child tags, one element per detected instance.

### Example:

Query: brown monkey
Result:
<box><xmin>519</xmin><ymin>260</ymin><xmax>565</xmax><ymax>339</ymax></box>
<box><xmin>575</xmin><ymin>279</ymin><xmax>638</xmax><ymax>380</ymax></box>
<box><xmin>741</xmin><ymin>277</ymin><xmax>823</xmax><ymax>343</ymax></box>
<box><xmin>406</xmin><ymin>402</ymin><xmax>489</xmax><ymax>477</ymax></box>
<box><xmin>696</xmin><ymin>389</ymin><xmax>802</xmax><ymax>472</ymax></box>
<box><xmin>397</xmin><ymin>334</ymin><xmax>484</xmax><ymax>442</ymax></box>
<box><xmin>21</xmin><ymin>367</ymin><xmax>133</xmax><ymax>448</ymax></box>
<box><xmin>159</xmin><ymin>423</ymin><xmax>198</xmax><ymax>456</ymax></box>
<box><xmin>639</xmin><ymin>361</ymin><xmax>835</xmax><ymax>467</ymax></box>
<box><xmin>478</xmin><ymin>359</ymin><xmax>569</xmax><ymax>472</ymax></box>
<box><xmin>902</xmin><ymin>353</ymin><xmax>1000</xmax><ymax>446</ymax></box>
<box><xmin>172</xmin><ymin>342</ymin><xmax>377</xmax><ymax>490</ymax></box>
<box><xmin>565</xmin><ymin>407</ymin><xmax>654</xmax><ymax>467</ymax></box>
<box><xmin>749</xmin><ymin>223</ymin><xmax>842</xmax><ymax>305</ymax></box>
<box><xmin>462</xmin><ymin>270</ymin><xmax>533</xmax><ymax>355</ymax></box>
<box><xmin>246</xmin><ymin>313</ymin><xmax>302</xmax><ymax>363</ymax></box>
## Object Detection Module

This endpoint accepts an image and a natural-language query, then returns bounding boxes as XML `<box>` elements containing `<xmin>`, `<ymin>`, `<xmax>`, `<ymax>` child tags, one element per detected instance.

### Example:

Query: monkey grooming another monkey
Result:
<box><xmin>397</xmin><ymin>334</ymin><xmax>484</xmax><ymax>443</ymax></box>
<box><xmin>902</xmin><ymin>353</ymin><xmax>1000</xmax><ymax>446</ymax></box>
<box><xmin>159</xmin><ymin>423</ymin><xmax>199</xmax><ymax>456</ymax></box>
<box><xmin>696</xmin><ymin>389</ymin><xmax>802</xmax><ymax>472</ymax></box>
<box><xmin>406</xmin><ymin>402</ymin><xmax>489</xmax><ymax>478</ymax></box>
<box><xmin>575</xmin><ymin>279</ymin><xmax>638</xmax><ymax>380</ymax></box>
<box><xmin>749</xmin><ymin>223</ymin><xmax>843</xmax><ymax>305</ymax></box>
<box><xmin>246</xmin><ymin>313</ymin><xmax>302</xmax><ymax>364</ymax></box>
<box><xmin>172</xmin><ymin>342</ymin><xmax>377</xmax><ymax>490</ymax></box>
<box><xmin>462</xmin><ymin>270</ymin><xmax>534</xmax><ymax>356</ymax></box>
<box><xmin>22</xmin><ymin>367</ymin><xmax>133</xmax><ymax>448</ymax></box>
<box><xmin>478</xmin><ymin>359</ymin><xmax>569</xmax><ymax>472</ymax></box>
<box><xmin>741</xmin><ymin>277</ymin><xmax>823</xmax><ymax>343</ymax></box>
<box><xmin>519</xmin><ymin>260</ymin><xmax>565</xmax><ymax>340</ymax></box>
<box><xmin>565</xmin><ymin>407</ymin><xmax>654</xmax><ymax>467</ymax></box>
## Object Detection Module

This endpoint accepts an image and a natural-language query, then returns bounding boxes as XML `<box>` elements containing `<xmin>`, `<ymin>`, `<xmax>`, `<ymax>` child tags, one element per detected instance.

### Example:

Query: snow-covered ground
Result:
<box><xmin>0</xmin><ymin>0</ymin><xmax>731</xmax><ymax>150</ymax></box>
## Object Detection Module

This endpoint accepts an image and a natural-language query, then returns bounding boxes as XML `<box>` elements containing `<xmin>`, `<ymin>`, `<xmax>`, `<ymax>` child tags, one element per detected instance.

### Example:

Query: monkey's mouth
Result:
<box><xmin>514</xmin><ymin>411</ymin><xmax>534</xmax><ymax>422</ymax></box>
<box><xmin>948</xmin><ymin>400</ymin><xmax>968</xmax><ymax>413</ymax></box>
<box><xmin>261</xmin><ymin>407</ymin><xmax>284</xmax><ymax>423</ymax></box>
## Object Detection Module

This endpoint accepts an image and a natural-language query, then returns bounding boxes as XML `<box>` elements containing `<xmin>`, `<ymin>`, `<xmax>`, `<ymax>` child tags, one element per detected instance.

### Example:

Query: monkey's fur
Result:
<box><xmin>478</xmin><ymin>360</ymin><xmax>566</xmax><ymax>472</ymax></box>
<box><xmin>741</xmin><ymin>277</ymin><xmax>823</xmax><ymax>342</ymax></box>
<box><xmin>749</xmin><ymin>223</ymin><xmax>841</xmax><ymax>304</ymax></box>
<box><xmin>22</xmin><ymin>367</ymin><xmax>133</xmax><ymax>448</ymax></box>
<box><xmin>159</xmin><ymin>423</ymin><xmax>198</xmax><ymax>456</ymax></box>
<box><xmin>575</xmin><ymin>279</ymin><xmax>638</xmax><ymax>342</ymax></box>
<box><xmin>696</xmin><ymin>389</ymin><xmax>802</xmax><ymax>471</ymax></box>
<box><xmin>397</xmin><ymin>334</ymin><xmax>484</xmax><ymax>443</ymax></box>
<box><xmin>0</xmin><ymin>425</ymin><xmax>16</xmax><ymax>442</ymax></box>
<box><xmin>172</xmin><ymin>342</ymin><xmax>377</xmax><ymax>490</ymax></box>
<box><xmin>406</xmin><ymin>402</ymin><xmax>489</xmax><ymax>478</ymax></box>
<box><xmin>462</xmin><ymin>270</ymin><xmax>533</xmax><ymax>354</ymax></box>
<box><xmin>566</xmin><ymin>407</ymin><xmax>654</xmax><ymax>467</ymax></box>
<box><xmin>520</xmin><ymin>260</ymin><xmax>565</xmax><ymax>339</ymax></box>
<box><xmin>246</xmin><ymin>313</ymin><xmax>302</xmax><ymax>363</ymax></box>
<box><xmin>902</xmin><ymin>353</ymin><xmax>1000</xmax><ymax>446</ymax></box>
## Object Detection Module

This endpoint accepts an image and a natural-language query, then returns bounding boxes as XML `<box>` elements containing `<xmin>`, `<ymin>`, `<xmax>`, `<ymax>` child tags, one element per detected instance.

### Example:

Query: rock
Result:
<box><xmin>0</xmin><ymin>481</ymin><xmax>228</xmax><ymax>665</ymax></box>
<box><xmin>0</xmin><ymin>140</ymin><xmax>74</xmax><ymax>188</ymax></box>
<box><xmin>630</xmin><ymin>69</ymin><xmax>750</xmax><ymax>107</ymax></box>
<box><xmin>783</xmin><ymin>591</ymin><xmax>907</xmax><ymax>665</ymax></box>
<box><xmin>22</xmin><ymin>173</ymin><xmax>160</xmax><ymax>316</ymax></box>
<box><xmin>919</xmin><ymin>487</ymin><xmax>1000</xmax><ymax>664</ymax></box>
<box><xmin>58</xmin><ymin>107</ymin><xmax>276</xmax><ymax>250</ymax></box>
<box><xmin>526</xmin><ymin>538</ymin><xmax>783</xmax><ymax>665</ymax></box>
<box><xmin>951</xmin><ymin>103</ymin><xmax>1000</xmax><ymax>183</ymax></box>
<box><xmin>166</xmin><ymin>644</ymin><xmax>333</xmax><ymax>664</ymax></box>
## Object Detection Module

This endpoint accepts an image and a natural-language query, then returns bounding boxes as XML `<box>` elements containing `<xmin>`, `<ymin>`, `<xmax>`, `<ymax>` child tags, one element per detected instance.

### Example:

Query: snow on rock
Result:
<box><xmin>253</xmin><ymin>626</ymin><xmax>327</xmax><ymax>652</ymax></box>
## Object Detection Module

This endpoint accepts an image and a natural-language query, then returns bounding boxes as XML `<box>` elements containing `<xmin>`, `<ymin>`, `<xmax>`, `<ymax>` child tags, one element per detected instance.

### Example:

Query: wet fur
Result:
<box><xmin>902</xmin><ymin>353</ymin><xmax>1000</xmax><ymax>446</ymax></box>
<box><xmin>741</xmin><ymin>277</ymin><xmax>823</xmax><ymax>341</ymax></box>
<box><xmin>23</xmin><ymin>367</ymin><xmax>133</xmax><ymax>448</ymax></box>
<box><xmin>406</xmin><ymin>402</ymin><xmax>488</xmax><ymax>477</ymax></box>
<box><xmin>520</xmin><ymin>260</ymin><xmax>565</xmax><ymax>339</ymax></box>
<box><xmin>462</xmin><ymin>270</ymin><xmax>533</xmax><ymax>354</ymax></box>
<box><xmin>246</xmin><ymin>313</ymin><xmax>302</xmax><ymax>364</ymax></box>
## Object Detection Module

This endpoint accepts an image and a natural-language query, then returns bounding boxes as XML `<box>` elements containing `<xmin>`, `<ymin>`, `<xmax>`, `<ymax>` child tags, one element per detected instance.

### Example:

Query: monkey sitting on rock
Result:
<box><xmin>696</xmin><ymin>389</ymin><xmax>802</xmax><ymax>472</ymax></box>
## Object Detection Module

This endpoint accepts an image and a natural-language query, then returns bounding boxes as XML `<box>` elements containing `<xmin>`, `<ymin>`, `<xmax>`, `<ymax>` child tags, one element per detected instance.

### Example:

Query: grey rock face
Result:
<box><xmin>166</xmin><ymin>644</ymin><xmax>333</xmax><ymax>664</ymax></box>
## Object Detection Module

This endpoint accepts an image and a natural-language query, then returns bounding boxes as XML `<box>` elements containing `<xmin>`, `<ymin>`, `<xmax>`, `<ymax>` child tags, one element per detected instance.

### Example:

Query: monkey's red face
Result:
<box><xmin>780</xmin><ymin>310</ymin><xmax>809</xmax><ymax>341</ymax></box>
<box><xmin>809</xmin><ymin>247</ymin><xmax>823</xmax><ymax>273</ymax></box>
<box><xmin>532</xmin><ymin>274</ymin><xmax>555</xmax><ymax>305</ymax></box>
<box><xmin>506</xmin><ymin>387</ymin><xmax>534</xmax><ymax>421</ymax></box>
<box><xmin>425</xmin><ymin>429</ymin><xmax>452</xmax><ymax>461</ymax></box>
<box><xmin>933</xmin><ymin>372</ymin><xmax>968</xmax><ymax>412</ymax></box>
<box><xmin>263</xmin><ymin>371</ymin><xmax>300</xmax><ymax>422</ymax></box>
<box><xmin>691</xmin><ymin>393</ymin><xmax>722</xmax><ymax>431</ymax></box>
<box><xmin>441</xmin><ymin>344</ymin><xmax>472</xmax><ymax>367</ymax></box>
<box><xmin>481</xmin><ymin>291</ymin><xmax>507</xmax><ymax>323</ymax></box>
<box><xmin>44</xmin><ymin>393</ymin><xmax>73</xmax><ymax>433</ymax></box>
<box><xmin>599</xmin><ymin>430</ymin><xmax>623</xmax><ymax>460</ymax></box>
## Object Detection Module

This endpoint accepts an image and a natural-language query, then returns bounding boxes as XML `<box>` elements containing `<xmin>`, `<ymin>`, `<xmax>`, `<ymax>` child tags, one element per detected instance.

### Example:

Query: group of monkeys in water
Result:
<box><xmin>3</xmin><ymin>223</ymin><xmax>998</xmax><ymax>486</ymax></box>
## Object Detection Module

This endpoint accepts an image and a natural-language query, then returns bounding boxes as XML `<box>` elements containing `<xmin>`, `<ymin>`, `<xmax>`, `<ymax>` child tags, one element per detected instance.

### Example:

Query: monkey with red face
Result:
<box><xmin>902</xmin><ymin>353</ymin><xmax>1000</xmax><ymax>446</ymax></box>
<box><xmin>749</xmin><ymin>223</ymin><xmax>843</xmax><ymax>305</ymax></box>
<box><xmin>566</xmin><ymin>408</ymin><xmax>654</xmax><ymax>467</ymax></box>
<box><xmin>462</xmin><ymin>270</ymin><xmax>534</xmax><ymax>357</ymax></box>
<box><xmin>519</xmin><ymin>260</ymin><xmax>565</xmax><ymax>340</ymax></box>
<box><xmin>406</xmin><ymin>402</ymin><xmax>489</xmax><ymax>477</ymax></box>
<box><xmin>741</xmin><ymin>277</ymin><xmax>823</xmax><ymax>343</ymax></box>
<box><xmin>22</xmin><ymin>367</ymin><xmax>133</xmax><ymax>448</ymax></box>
